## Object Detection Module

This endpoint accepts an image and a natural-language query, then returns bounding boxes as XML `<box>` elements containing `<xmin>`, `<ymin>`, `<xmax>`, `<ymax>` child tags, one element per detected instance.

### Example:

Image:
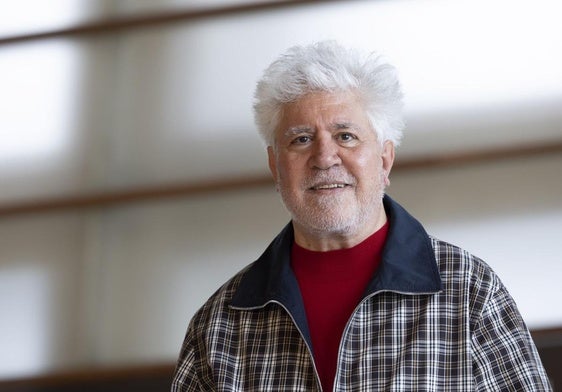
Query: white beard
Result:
<box><xmin>277</xmin><ymin>170</ymin><xmax>386</xmax><ymax>237</ymax></box>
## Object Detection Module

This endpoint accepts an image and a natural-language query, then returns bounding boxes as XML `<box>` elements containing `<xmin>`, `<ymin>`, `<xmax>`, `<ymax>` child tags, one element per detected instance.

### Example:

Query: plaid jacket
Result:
<box><xmin>172</xmin><ymin>196</ymin><xmax>552</xmax><ymax>391</ymax></box>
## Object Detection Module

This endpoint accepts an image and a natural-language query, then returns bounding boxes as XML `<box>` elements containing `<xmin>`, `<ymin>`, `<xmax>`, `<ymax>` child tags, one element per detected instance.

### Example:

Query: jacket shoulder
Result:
<box><xmin>429</xmin><ymin>236</ymin><xmax>505</xmax><ymax>320</ymax></box>
<box><xmin>429</xmin><ymin>236</ymin><xmax>499</xmax><ymax>285</ymax></box>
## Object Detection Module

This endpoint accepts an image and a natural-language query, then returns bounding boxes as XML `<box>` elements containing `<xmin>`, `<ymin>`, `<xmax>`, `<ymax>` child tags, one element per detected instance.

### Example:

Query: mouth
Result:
<box><xmin>309</xmin><ymin>183</ymin><xmax>351</xmax><ymax>191</ymax></box>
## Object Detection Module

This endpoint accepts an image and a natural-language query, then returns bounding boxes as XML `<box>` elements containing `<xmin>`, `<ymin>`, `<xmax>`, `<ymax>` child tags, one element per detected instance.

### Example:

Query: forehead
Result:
<box><xmin>274</xmin><ymin>91</ymin><xmax>373</xmax><ymax>144</ymax></box>
<box><xmin>280</xmin><ymin>90</ymin><xmax>367</xmax><ymax>123</ymax></box>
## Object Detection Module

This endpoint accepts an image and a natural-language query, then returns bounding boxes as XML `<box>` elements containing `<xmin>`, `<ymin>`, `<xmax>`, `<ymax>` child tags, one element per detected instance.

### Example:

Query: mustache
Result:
<box><xmin>303</xmin><ymin>170</ymin><xmax>356</xmax><ymax>188</ymax></box>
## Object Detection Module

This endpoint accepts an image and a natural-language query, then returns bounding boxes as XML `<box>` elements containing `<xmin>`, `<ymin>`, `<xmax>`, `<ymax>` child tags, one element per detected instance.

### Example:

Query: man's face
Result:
<box><xmin>268</xmin><ymin>91</ymin><xmax>394</xmax><ymax>249</ymax></box>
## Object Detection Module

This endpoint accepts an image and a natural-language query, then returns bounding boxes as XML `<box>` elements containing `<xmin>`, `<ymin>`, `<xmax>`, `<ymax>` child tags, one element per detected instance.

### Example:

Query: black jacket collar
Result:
<box><xmin>230</xmin><ymin>195</ymin><xmax>443</xmax><ymax>345</ymax></box>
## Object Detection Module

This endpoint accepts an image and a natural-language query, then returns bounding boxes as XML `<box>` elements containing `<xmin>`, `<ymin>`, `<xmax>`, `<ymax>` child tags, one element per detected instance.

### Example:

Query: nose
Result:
<box><xmin>309</xmin><ymin>134</ymin><xmax>342</xmax><ymax>170</ymax></box>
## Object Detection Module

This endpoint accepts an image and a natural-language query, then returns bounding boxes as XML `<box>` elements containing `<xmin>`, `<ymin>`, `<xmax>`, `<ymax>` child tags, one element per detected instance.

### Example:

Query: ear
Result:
<box><xmin>381</xmin><ymin>140</ymin><xmax>395</xmax><ymax>183</ymax></box>
<box><xmin>267</xmin><ymin>146</ymin><xmax>278</xmax><ymax>181</ymax></box>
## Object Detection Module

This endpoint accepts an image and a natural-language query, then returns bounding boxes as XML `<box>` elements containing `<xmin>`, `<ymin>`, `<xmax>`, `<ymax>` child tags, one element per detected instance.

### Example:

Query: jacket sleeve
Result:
<box><xmin>171</xmin><ymin>314</ymin><xmax>216</xmax><ymax>392</ymax></box>
<box><xmin>471</xmin><ymin>281</ymin><xmax>552</xmax><ymax>391</ymax></box>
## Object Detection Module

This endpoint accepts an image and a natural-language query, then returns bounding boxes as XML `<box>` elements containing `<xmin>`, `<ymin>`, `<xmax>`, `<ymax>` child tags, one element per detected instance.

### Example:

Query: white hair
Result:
<box><xmin>253</xmin><ymin>41</ymin><xmax>405</xmax><ymax>147</ymax></box>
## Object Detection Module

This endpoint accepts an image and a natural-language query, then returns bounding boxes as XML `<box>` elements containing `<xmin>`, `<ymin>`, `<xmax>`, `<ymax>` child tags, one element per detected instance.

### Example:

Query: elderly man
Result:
<box><xmin>172</xmin><ymin>41</ymin><xmax>551</xmax><ymax>391</ymax></box>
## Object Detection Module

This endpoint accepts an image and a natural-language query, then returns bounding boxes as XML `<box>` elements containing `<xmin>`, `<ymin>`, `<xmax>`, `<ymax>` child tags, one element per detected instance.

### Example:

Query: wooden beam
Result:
<box><xmin>395</xmin><ymin>140</ymin><xmax>562</xmax><ymax>171</ymax></box>
<box><xmin>531</xmin><ymin>326</ymin><xmax>562</xmax><ymax>347</ymax></box>
<box><xmin>0</xmin><ymin>175</ymin><xmax>274</xmax><ymax>217</ymax></box>
<box><xmin>0</xmin><ymin>363</ymin><xmax>175</xmax><ymax>389</ymax></box>
<box><xmin>0</xmin><ymin>0</ymin><xmax>342</xmax><ymax>45</ymax></box>
<box><xmin>1</xmin><ymin>141</ymin><xmax>561</xmax><ymax>217</ymax></box>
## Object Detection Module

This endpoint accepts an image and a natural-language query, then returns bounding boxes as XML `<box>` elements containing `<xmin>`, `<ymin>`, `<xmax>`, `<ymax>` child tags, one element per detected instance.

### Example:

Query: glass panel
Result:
<box><xmin>0</xmin><ymin>0</ymin><xmax>98</xmax><ymax>37</ymax></box>
<box><xmin>2</xmin><ymin>0</ymin><xmax>561</xmax><ymax>199</ymax></box>
<box><xmin>0</xmin><ymin>213</ymin><xmax>87</xmax><ymax>377</ymax></box>
<box><xmin>0</xmin><ymin>40</ymin><xmax>87</xmax><ymax>204</ymax></box>
<box><xmin>103</xmin><ymin>0</ymin><xmax>562</xmax><ymax>187</ymax></box>
<box><xmin>0</xmin><ymin>187</ymin><xmax>289</xmax><ymax>376</ymax></box>
<box><xmin>390</xmin><ymin>154</ymin><xmax>562</xmax><ymax>329</ymax></box>
<box><xmin>92</xmin><ymin>187</ymin><xmax>287</xmax><ymax>364</ymax></box>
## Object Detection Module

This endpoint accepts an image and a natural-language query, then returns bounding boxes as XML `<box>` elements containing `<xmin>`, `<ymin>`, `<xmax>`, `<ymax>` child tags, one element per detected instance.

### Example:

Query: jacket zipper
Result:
<box><xmin>230</xmin><ymin>300</ymin><xmax>323</xmax><ymax>391</ymax></box>
<box><xmin>332</xmin><ymin>289</ymin><xmax>442</xmax><ymax>391</ymax></box>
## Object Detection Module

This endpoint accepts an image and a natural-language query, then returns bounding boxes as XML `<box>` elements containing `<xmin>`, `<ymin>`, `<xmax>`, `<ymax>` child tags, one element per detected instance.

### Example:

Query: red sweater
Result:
<box><xmin>291</xmin><ymin>222</ymin><xmax>388</xmax><ymax>391</ymax></box>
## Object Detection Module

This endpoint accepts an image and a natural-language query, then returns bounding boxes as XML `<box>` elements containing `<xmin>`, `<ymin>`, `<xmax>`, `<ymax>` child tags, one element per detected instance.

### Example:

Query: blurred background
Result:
<box><xmin>1</xmin><ymin>0</ymin><xmax>561</xmax><ymax>390</ymax></box>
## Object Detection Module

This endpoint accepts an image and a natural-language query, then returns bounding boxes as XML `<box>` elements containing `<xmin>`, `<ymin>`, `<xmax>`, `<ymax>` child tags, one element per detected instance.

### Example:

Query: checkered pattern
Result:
<box><xmin>172</xmin><ymin>197</ymin><xmax>551</xmax><ymax>391</ymax></box>
<box><xmin>172</xmin><ymin>237</ymin><xmax>551</xmax><ymax>391</ymax></box>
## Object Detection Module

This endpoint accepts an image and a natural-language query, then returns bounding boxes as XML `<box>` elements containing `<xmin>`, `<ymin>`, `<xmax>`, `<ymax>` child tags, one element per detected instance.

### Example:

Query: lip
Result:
<box><xmin>308</xmin><ymin>182</ymin><xmax>351</xmax><ymax>191</ymax></box>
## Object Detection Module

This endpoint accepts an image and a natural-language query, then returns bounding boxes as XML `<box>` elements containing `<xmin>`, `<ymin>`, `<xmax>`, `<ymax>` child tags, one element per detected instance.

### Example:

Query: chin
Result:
<box><xmin>296</xmin><ymin>212</ymin><xmax>360</xmax><ymax>236</ymax></box>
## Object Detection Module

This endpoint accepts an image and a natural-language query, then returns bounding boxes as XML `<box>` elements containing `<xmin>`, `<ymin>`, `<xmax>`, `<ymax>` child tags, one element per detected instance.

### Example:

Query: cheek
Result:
<box><xmin>346</xmin><ymin>151</ymin><xmax>379</xmax><ymax>174</ymax></box>
<box><xmin>349</xmin><ymin>154</ymin><xmax>385</xmax><ymax>189</ymax></box>
<box><xmin>278</xmin><ymin>154</ymin><xmax>305</xmax><ymax>179</ymax></box>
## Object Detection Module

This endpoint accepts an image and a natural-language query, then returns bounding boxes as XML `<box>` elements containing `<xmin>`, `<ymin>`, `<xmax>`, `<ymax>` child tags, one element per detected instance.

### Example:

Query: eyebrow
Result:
<box><xmin>283</xmin><ymin>126</ymin><xmax>313</xmax><ymax>138</ymax></box>
<box><xmin>281</xmin><ymin>122</ymin><xmax>361</xmax><ymax>138</ymax></box>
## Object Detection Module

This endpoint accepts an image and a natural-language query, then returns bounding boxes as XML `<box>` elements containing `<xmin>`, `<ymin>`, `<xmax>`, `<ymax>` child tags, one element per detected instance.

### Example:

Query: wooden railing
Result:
<box><xmin>0</xmin><ymin>363</ymin><xmax>175</xmax><ymax>392</ymax></box>
<box><xmin>0</xmin><ymin>0</ymin><xmax>341</xmax><ymax>45</ymax></box>
<box><xmin>1</xmin><ymin>141</ymin><xmax>561</xmax><ymax>217</ymax></box>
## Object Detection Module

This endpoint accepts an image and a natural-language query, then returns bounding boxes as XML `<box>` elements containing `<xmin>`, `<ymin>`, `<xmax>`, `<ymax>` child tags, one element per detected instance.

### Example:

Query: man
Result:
<box><xmin>172</xmin><ymin>41</ymin><xmax>551</xmax><ymax>391</ymax></box>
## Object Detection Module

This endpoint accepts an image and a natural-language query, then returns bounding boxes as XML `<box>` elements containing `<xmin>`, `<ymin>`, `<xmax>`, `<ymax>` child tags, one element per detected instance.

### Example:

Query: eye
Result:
<box><xmin>291</xmin><ymin>135</ymin><xmax>312</xmax><ymax>145</ymax></box>
<box><xmin>337</xmin><ymin>132</ymin><xmax>357</xmax><ymax>143</ymax></box>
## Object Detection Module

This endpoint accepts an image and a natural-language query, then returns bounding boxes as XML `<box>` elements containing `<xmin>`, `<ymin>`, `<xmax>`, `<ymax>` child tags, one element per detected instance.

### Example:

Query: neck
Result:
<box><xmin>293</xmin><ymin>209</ymin><xmax>388</xmax><ymax>251</ymax></box>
